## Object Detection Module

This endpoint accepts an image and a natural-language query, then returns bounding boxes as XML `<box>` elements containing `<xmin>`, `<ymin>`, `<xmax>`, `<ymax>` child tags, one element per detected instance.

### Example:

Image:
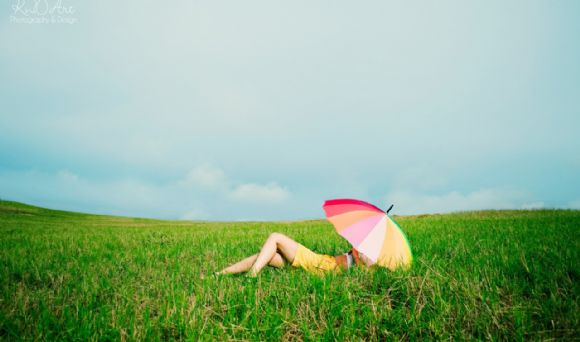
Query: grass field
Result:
<box><xmin>0</xmin><ymin>200</ymin><xmax>578</xmax><ymax>340</ymax></box>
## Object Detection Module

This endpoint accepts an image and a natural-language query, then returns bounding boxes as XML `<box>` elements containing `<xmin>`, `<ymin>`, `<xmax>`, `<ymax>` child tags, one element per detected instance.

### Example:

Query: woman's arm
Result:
<box><xmin>353</xmin><ymin>248</ymin><xmax>375</xmax><ymax>268</ymax></box>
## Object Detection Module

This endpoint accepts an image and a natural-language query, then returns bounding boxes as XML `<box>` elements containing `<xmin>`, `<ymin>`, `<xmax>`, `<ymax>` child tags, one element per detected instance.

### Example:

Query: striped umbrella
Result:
<box><xmin>323</xmin><ymin>198</ymin><xmax>412</xmax><ymax>271</ymax></box>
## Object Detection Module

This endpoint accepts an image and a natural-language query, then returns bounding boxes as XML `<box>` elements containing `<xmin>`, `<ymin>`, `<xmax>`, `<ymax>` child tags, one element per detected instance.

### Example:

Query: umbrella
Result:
<box><xmin>323</xmin><ymin>198</ymin><xmax>412</xmax><ymax>270</ymax></box>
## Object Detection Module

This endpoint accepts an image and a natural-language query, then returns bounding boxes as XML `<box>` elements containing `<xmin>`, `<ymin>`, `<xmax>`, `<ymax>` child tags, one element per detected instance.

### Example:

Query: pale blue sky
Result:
<box><xmin>1</xmin><ymin>1</ymin><xmax>579</xmax><ymax>220</ymax></box>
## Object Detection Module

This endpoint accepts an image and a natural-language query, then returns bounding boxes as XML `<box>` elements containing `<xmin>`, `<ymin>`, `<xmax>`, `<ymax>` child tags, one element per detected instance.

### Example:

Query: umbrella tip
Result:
<box><xmin>386</xmin><ymin>204</ymin><xmax>394</xmax><ymax>214</ymax></box>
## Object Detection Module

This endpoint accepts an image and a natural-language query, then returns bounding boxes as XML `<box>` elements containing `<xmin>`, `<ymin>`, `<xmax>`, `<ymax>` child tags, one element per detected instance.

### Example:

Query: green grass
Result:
<box><xmin>0</xmin><ymin>200</ymin><xmax>578</xmax><ymax>340</ymax></box>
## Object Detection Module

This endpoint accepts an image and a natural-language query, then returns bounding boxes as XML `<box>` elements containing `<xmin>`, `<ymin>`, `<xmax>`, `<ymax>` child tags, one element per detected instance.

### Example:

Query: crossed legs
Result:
<box><xmin>217</xmin><ymin>233</ymin><xmax>299</xmax><ymax>277</ymax></box>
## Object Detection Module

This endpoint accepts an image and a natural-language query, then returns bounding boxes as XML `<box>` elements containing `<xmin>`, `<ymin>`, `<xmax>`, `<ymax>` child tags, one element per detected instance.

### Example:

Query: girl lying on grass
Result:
<box><xmin>216</xmin><ymin>232</ymin><xmax>373</xmax><ymax>277</ymax></box>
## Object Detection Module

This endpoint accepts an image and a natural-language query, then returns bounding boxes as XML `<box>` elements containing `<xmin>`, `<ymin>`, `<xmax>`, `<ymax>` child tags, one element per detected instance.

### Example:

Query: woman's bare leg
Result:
<box><xmin>217</xmin><ymin>253</ymin><xmax>286</xmax><ymax>275</ymax></box>
<box><xmin>248</xmin><ymin>233</ymin><xmax>298</xmax><ymax>277</ymax></box>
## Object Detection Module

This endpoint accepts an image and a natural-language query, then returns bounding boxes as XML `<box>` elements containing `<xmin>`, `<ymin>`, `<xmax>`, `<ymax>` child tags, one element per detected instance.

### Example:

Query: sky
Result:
<box><xmin>1</xmin><ymin>1</ymin><xmax>579</xmax><ymax>220</ymax></box>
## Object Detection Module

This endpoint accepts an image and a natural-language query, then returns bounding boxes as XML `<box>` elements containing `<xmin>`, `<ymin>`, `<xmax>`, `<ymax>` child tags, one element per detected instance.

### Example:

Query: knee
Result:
<box><xmin>268</xmin><ymin>232</ymin><xmax>286</xmax><ymax>241</ymax></box>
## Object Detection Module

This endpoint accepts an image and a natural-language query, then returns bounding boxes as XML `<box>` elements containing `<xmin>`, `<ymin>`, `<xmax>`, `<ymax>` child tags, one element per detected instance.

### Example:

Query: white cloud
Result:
<box><xmin>385</xmin><ymin>188</ymin><xmax>533</xmax><ymax>215</ymax></box>
<box><xmin>0</xmin><ymin>164</ymin><xmax>294</xmax><ymax>219</ymax></box>
<box><xmin>228</xmin><ymin>182</ymin><xmax>290</xmax><ymax>203</ymax></box>
<box><xmin>179</xmin><ymin>164</ymin><xmax>291</xmax><ymax>205</ymax></box>
<box><xmin>176</xmin><ymin>165</ymin><xmax>294</xmax><ymax>217</ymax></box>
<box><xmin>179</xmin><ymin>164</ymin><xmax>228</xmax><ymax>190</ymax></box>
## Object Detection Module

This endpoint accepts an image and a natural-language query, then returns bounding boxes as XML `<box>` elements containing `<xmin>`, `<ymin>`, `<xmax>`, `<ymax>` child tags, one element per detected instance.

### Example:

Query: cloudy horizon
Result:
<box><xmin>1</xmin><ymin>1</ymin><xmax>579</xmax><ymax>220</ymax></box>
